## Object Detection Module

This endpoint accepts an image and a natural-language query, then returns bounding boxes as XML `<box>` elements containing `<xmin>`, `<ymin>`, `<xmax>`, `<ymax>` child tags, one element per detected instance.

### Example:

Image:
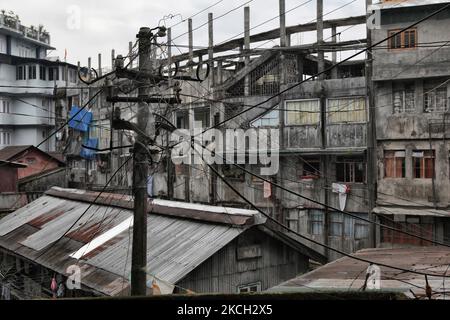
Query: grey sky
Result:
<box><xmin>1</xmin><ymin>0</ymin><xmax>366</xmax><ymax>67</ymax></box>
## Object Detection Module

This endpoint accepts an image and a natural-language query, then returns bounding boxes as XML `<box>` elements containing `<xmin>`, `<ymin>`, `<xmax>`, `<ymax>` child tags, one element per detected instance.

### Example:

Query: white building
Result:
<box><xmin>0</xmin><ymin>11</ymin><xmax>79</xmax><ymax>152</ymax></box>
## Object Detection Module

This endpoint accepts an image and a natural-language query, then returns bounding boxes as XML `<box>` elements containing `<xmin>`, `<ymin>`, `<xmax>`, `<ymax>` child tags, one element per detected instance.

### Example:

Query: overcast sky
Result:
<box><xmin>1</xmin><ymin>0</ymin><xmax>366</xmax><ymax>67</ymax></box>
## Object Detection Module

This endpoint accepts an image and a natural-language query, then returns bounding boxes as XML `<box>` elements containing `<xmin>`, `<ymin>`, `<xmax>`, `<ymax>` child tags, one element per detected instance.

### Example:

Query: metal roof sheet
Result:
<box><xmin>373</xmin><ymin>206</ymin><xmax>450</xmax><ymax>217</ymax></box>
<box><xmin>268</xmin><ymin>247</ymin><xmax>450</xmax><ymax>299</ymax></box>
<box><xmin>0</xmin><ymin>188</ymin><xmax>325</xmax><ymax>295</ymax></box>
<box><xmin>369</xmin><ymin>0</ymin><xmax>450</xmax><ymax>10</ymax></box>
<box><xmin>0</xmin><ymin>189</ymin><xmax>263</xmax><ymax>295</ymax></box>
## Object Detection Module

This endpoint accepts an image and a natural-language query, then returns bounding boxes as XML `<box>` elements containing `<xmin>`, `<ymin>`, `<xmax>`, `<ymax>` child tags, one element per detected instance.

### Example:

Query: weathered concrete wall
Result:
<box><xmin>373</xmin><ymin>5</ymin><xmax>450</xmax><ymax>81</ymax></box>
<box><xmin>377</xmin><ymin>140</ymin><xmax>450</xmax><ymax>206</ymax></box>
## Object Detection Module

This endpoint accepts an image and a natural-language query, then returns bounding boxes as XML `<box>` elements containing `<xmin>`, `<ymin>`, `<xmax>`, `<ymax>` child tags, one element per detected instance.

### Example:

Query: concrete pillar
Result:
<box><xmin>331</xmin><ymin>24</ymin><xmax>338</xmax><ymax>79</ymax></box>
<box><xmin>317</xmin><ymin>0</ymin><xmax>325</xmax><ymax>80</ymax></box>
<box><xmin>208</xmin><ymin>13</ymin><xmax>215</xmax><ymax>87</ymax></box>
<box><xmin>188</xmin><ymin>18</ymin><xmax>194</xmax><ymax>68</ymax></box>
<box><xmin>244</xmin><ymin>6</ymin><xmax>251</xmax><ymax>96</ymax></box>
<box><xmin>111</xmin><ymin>49</ymin><xmax>115</xmax><ymax>69</ymax></box>
<box><xmin>98</xmin><ymin>53</ymin><xmax>102</xmax><ymax>77</ymax></box>
<box><xmin>279</xmin><ymin>0</ymin><xmax>287</xmax><ymax>47</ymax></box>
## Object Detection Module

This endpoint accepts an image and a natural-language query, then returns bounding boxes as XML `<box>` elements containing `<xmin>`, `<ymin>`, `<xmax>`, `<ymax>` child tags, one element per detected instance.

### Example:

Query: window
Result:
<box><xmin>251</xmin><ymin>109</ymin><xmax>279</xmax><ymax>127</ymax></box>
<box><xmin>301</xmin><ymin>157</ymin><xmax>321</xmax><ymax>179</ymax></box>
<box><xmin>308</xmin><ymin>210</ymin><xmax>323</xmax><ymax>235</ymax></box>
<box><xmin>384</xmin><ymin>151</ymin><xmax>406</xmax><ymax>178</ymax></box>
<box><xmin>393</xmin><ymin>83</ymin><xmax>415</xmax><ymax>113</ymax></box>
<box><xmin>286</xmin><ymin>99</ymin><xmax>320</xmax><ymax>125</ymax></box>
<box><xmin>330</xmin><ymin>213</ymin><xmax>344</xmax><ymax>237</ymax></box>
<box><xmin>1</xmin><ymin>99</ymin><xmax>10</xmax><ymax>114</ymax></box>
<box><xmin>28</xmin><ymin>65</ymin><xmax>37</xmax><ymax>79</ymax></box>
<box><xmin>175</xmin><ymin>111</ymin><xmax>189</xmax><ymax>129</ymax></box>
<box><xmin>16</xmin><ymin>66</ymin><xmax>26</xmax><ymax>80</ymax></box>
<box><xmin>39</xmin><ymin>66</ymin><xmax>46</xmax><ymax>80</ymax></box>
<box><xmin>424</xmin><ymin>84</ymin><xmax>448</xmax><ymax>113</ymax></box>
<box><xmin>413</xmin><ymin>150</ymin><xmax>435</xmax><ymax>179</ymax></box>
<box><xmin>238</xmin><ymin>283</ymin><xmax>261</xmax><ymax>293</ymax></box>
<box><xmin>327</xmin><ymin>97</ymin><xmax>367</xmax><ymax>123</ymax></box>
<box><xmin>0</xmin><ymin>131</ymin><xmax>11</xmax><ymax>145</ymax></box>
<box><xmin>49</xmin><ymin>67</ymin><xmax>59</xmax><ymax>81</ymax></box>
<box><xmin>388</xmin><ymin>29</ymin><xmax>417</xmax><ymax>50</ymax></box>
<box><xmin>355</xmin><ymin>221</ymin><xmax>369</xmax><ymax>240</ymax></box>
<box><xmin>194</xmin><ymin>108</ymin><xmax>210</xmax><ymax>128</ymax></box>
<box><xmin>69</xmin><ymin>69</ymin><xmax>77</xmax><ymax>83</ymax></box>
<box><xmin>336</xmin><ymin>157</ymin><xmax>366</xmax><ymax>183</ymax></box>
<box><xmin>62</xmin><ymin>67</ymin><xmax>66</xmax><ymax>81</ymax></box>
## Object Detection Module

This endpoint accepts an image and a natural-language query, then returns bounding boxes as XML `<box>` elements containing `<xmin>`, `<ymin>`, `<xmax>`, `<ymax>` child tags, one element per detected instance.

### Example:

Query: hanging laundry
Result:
<box><xmin>332</xmin><ymin>183</ymin><xmax>351</xmax><ymax>211</ymax></box>
<box><xmin>68</xmin><ymin>106</ymin><xmax>93</xmax><ymax>132</ymax></box>
<box><xmin>263</xmin><ymin>181</ymin><xmax>272</xmax><ymax>199</ymax></box>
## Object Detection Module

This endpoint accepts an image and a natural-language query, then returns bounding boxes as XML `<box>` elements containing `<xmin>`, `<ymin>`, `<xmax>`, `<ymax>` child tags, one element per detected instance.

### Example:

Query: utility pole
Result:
<box><xmin>131</xmin><ymin>27</ymin><xmax>154</xmax><ymax>296</ymax></box>
<box><xmin>366</xmin><ymin>0</ymin><xmax>377</xmax><ymax>248</ymax></box>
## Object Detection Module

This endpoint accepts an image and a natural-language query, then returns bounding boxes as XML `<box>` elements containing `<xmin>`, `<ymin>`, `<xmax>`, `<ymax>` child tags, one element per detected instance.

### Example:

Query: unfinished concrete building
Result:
<box><xmin>371</xmin><ymin>0</ymin><xmax>450</xmax><ymax>247</ymax></box>
<box><xmin>151</xmin><ymin>2</ymin><xmax>372</xmax><ymax>261</ymax></box>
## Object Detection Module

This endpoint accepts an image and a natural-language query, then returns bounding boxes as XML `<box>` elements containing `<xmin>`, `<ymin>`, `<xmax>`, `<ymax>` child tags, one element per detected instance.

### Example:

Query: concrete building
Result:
<box><xmin>370</xmin><ymin>0</ymin><xmax>450</xmax><ymax>246</ymax></box>
<box><xmin>0</xmin><ymin>10</ymin><xmax>79</xmax><ymax>153</ymax></box>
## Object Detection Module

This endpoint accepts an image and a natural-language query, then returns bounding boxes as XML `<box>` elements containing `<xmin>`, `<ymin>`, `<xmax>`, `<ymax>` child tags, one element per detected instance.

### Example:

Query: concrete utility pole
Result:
<box><xmin>131</xmin><ymin>27</ymin><xmax>154</xmax><ymax>296</ymax></box>
<box><xmin>365</xmin><ymin>0</ymin><xmax>377</xmax><ymax>248</ymax></box>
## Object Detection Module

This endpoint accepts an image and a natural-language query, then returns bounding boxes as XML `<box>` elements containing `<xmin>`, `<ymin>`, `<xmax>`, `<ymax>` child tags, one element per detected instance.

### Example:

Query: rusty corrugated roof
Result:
<box><xmin>268</xmin><ymin>247</ymin><xmax>450</xmax><ymax>299</ymax></box>
<box><xmin>0</xmin><ymin>188</ymin><xmax>324</xmax><ymax>296</ymax></box>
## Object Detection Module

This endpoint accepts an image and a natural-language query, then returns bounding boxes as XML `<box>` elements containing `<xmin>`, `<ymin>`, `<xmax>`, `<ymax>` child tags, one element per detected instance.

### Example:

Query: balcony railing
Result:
<box><xmin>0</xmin><ymin>13</ymin><xmax>50</xmax><ymax>45</ymax></box>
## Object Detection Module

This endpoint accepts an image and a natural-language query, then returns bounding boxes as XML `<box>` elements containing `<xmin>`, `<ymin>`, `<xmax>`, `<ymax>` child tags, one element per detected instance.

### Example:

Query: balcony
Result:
<box><xmin>0</xmin><ymin>11</ymin><xmax>51</xmax><ymax>47</ymax></box>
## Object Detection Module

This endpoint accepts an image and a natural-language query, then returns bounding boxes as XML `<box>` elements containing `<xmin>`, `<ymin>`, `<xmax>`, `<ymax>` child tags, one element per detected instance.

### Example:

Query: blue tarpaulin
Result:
<box><xmin>80</xmin><ymin>138</ymin><xmax>98</xmax><ymax>160</ymax></box>
<box><xmin>69</xmin><ymin>106</ymin><xmax>93</xmax><ymax>132</ymax></box>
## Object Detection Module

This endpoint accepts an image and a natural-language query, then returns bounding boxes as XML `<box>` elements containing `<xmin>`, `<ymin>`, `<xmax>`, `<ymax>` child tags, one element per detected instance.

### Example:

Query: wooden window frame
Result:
<box><xmin>412</xmin><ymin>150</ymin><xmax>435</xmax><ymax>179</ymax></box>
<box><xmin>384</xmin><ymin>150</ymin><xmax>406</xmax><ymax>178</ymax></box>
<box><xmin>388</xmin><ymin>28</ymin><xmax>417</xmax><ymax>50</ymax></box>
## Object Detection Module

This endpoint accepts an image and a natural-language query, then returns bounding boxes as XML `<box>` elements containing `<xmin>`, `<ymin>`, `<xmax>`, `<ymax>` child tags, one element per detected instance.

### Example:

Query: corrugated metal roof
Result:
<box><xmin>0</xmin><ymin>188</ymin><xmax>325</xmax><ymax>296</ymax></box>
<box><xmin>373</xmin><ymin>206</ymin><xmax>450</xmax><ymax>217</ymax></box>
<box><xmin>369</xmin><ymin>0</ymin><xmax>450</xmax><ymax>10</ymax></box>
<box><xmin>268</xmin><ymin>247</ymin><xmax>450</xmax><ymax>299</ymax></box>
